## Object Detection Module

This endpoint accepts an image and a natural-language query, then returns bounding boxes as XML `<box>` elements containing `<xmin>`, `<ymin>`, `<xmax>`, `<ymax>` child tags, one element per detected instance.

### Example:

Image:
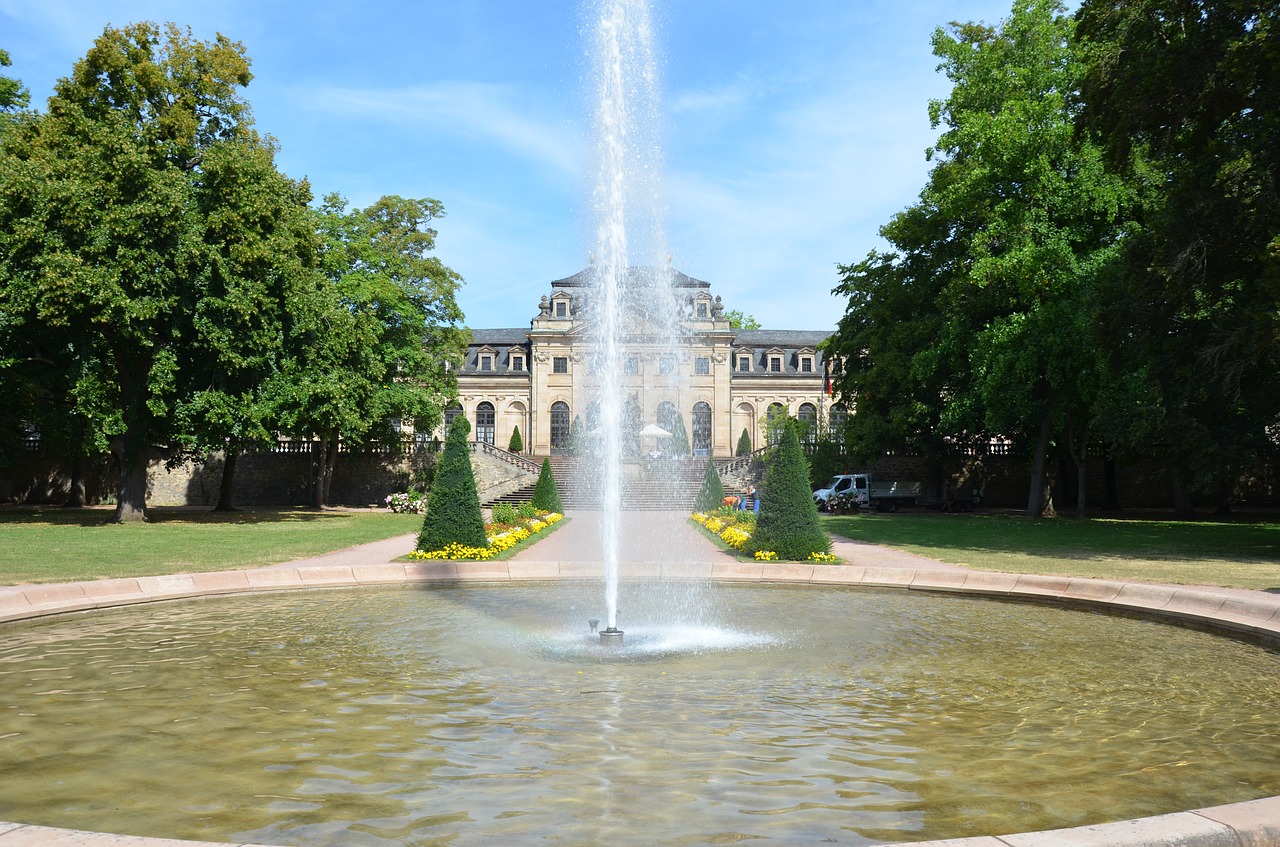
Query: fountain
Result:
<box><xmin>1</xmin><ymin>2</ymin><xmax>1279</xmax><ymax>845</ymax></box>
<box><xmin>1</xmin><ymin>582</ymin><xmax>1278</xmax><ymax>846</ymax></box>
<box><xmin>586</xmin><ymin>0</ymin><xmax>675</xmax><ymax>646</ymax></box>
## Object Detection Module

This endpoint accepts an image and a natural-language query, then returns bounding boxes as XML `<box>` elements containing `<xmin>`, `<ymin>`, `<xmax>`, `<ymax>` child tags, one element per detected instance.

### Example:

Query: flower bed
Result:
<box><xmin>692</xmin><ymin>508</ymin><xmax>837</xmax><ymax>563</ymax></box>
<box><xmin>409</xmin><ymin>512</ymin><xmax>563</xmax><ymax>561</ymax></box>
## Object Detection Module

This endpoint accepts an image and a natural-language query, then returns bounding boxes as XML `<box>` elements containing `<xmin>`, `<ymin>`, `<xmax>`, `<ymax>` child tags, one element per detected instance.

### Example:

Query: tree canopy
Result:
<box><xmin>0</xmin><ymin>24</ymin><xmax>468</xmax><ymax>518</ymax></box>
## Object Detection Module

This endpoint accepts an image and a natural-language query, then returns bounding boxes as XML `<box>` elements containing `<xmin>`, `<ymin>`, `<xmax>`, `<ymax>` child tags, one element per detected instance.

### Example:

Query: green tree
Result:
<box><xmin>172</xmin><ymin>137</ymin><xmax>320</xmax><ymax>511</ymax></box>
<box><xmin>0</xmin><ymin>23</ymin><xmax>272</xmax><ymax>521</ymax></box>
<box><xmin>668</xmin><ymin>413</ymin><xmax>690</xmax><ymax>456</ymax></box>
<box><xmin>1077</xmin><ymin>0</ymin><xmax>1280</xmax><ymax>516</ymax></box>
<box><xmin>746</xmin><ymin>422</ymin><xmax>830</xmax><ymax>560</ymax></box>
<box><xmin>531</xmin><ymin>457</ymin><xmax>563</xmax><ymax>513</ymax></box>
<box><xmin>724</xmin><ymin>309</ymin><xmax>761</xmax><ymax>329</ymax></box>
<box><xmin>417</xmin><ymin>415</ymin><xmax>486</xmax><ymax>552</ymax></box>
<box><xmin>508</xmin><ymin>424</ymin><xmax>523</xmax><ymax>453</ymax></box>
<box><xmin>0</xmin><ymin>48</ymin><xmax>30</xmax><ymax>134</ymax></box>
<box><xmin>694</xmin><ymin>458</ymin><xmax>726</xmax><ymax>511</ymax></box>
<box><xmin>828</xmin><ymin>0</ymin><xmax>1127</xmax><ymax>517</ymax></box>
<box><xmin>265</xmin><ymin>193</ymin><xmax>468</xmax><ymax>507</ymax></box>
<box><xmin>735</xmin><ymin>428</ymin><xmax>753</xmax><ymax>457</ymax></box>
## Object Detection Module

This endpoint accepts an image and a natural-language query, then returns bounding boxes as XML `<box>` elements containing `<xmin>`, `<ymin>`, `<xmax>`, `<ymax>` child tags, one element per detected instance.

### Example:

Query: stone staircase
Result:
<box><xmin>485</xmin><ymin>455</ymin><xmax>718</xmax><ymax>511</ymax></box>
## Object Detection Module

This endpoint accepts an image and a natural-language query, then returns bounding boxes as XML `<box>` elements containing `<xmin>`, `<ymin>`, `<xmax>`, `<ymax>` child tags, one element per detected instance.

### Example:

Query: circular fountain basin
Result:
<box><xmin>1</xmin><ymin>567</ymin><xmax>1279</xmax><ymax>847</ymax></box>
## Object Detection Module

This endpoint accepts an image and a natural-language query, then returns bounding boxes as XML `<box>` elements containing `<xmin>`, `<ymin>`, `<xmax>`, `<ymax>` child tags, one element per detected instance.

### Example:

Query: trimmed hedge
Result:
<box><xmin>746</xmin><ymin>422</ymin><xmax>830</xmax><ymax>560</ymax></box>
<box><xmin>694</xmin><ymin>458</ymin><xmax>726</xmax><ymax>511</ymax></box>
<box><xmin>531</xmin><ymin>457</ymin><xmax>563</xmax><ymax>513</ymax></box>
<box><xmin>417</xmin><ymin>416</ymin><xmax>487</xmax><ymax>551</ymax></box>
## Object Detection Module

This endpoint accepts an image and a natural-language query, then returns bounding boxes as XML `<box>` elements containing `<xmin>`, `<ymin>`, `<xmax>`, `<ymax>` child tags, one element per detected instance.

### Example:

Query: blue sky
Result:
<box><xmin>2</xmin><ymin>0</ymin><xmax>1020</xmax><ymax>332</ymax></box>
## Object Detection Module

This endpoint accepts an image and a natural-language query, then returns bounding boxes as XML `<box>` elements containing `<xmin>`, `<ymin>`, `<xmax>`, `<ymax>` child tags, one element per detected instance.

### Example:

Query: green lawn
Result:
<box><xmin>823</xmin><ymin>512</ymin><xmax>1280</xmax><ymax>590</ymax></box>
<box><xmin>0</xmin><ymin>507</ymin><xmax>423</xmax><ymax>584</ymax></box>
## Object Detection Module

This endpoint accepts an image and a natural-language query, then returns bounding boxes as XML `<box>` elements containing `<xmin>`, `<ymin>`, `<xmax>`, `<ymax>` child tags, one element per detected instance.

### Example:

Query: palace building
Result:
<box><xmin>447</xmin><ymin>267</ymin><xmax>840</xmax><ymax>457</ymax></box>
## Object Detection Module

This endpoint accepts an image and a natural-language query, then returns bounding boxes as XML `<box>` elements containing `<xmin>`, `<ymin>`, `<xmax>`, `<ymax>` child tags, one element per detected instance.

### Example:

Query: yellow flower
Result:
<box><xmin>754</xmin><ymin>550</ymin><xmax>778</xmax><ymax>561</ymax></box>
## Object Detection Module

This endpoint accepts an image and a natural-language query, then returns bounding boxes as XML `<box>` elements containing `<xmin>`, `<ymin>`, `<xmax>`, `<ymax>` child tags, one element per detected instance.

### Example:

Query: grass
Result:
<box><xmin>823</xmin><ymin>512</ymin><xmax>1280</xmax><ymax>591</ymax></box>
<box><xmin>0</xmin><ymin>507</ymin><xmax>424</xmax><ymax>584</ymax></box>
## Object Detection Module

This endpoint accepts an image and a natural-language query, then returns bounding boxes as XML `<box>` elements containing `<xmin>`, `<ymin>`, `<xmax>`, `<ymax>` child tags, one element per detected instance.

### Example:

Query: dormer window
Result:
<box><xmin>555</xmin><ymin>300</ymin><xmax>568</xmax><ymax>318</ymax></box>
<box><xmin>801</xmin><ymin>357</ymin><xmax>813</xmax><ymax>373</ymax></box>
<box><xmin>696</xmin><ymin>302</ymin><xmax>708</xmax><ymax>318</ymax></box>
<box><xmin>511</xmin><ymin>354</ymin><xmax>525</xmax><ymax>372</ymax></box>
<box><xmin>770</xmin><ymin>356</ymin><xmax>782</xmax><ymax>373</ymax></box>
<box><xmin>738</xmin><ymin>355</ymin><xmax>751</xmax><ymax>372</ymax></box>
<box><xmin>480</xmin><ymin>354</ymin><xmax>493</xmax><ymax>372</ymax></box>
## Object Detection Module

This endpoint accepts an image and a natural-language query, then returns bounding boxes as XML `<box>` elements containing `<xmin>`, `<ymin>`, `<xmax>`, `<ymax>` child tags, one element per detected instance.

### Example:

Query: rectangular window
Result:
<box><xmin>695</xmin><ymin>357</ymin><xmax>710</xmax><ymax>375</ymax></box>
<box><xmin>738</xmin><ymin>356</ymin><xmax>750</xmax><ymax>372</ymax></box>
<box><xmin>553</xmin><ymin>357</ymin><xmax>568</xmax><ymax>374</ymax></box>
<box><xmin>555</xmin><ymin>301</ymin><xmax>567</xmax><ymax>318</ymax></box>
<box><xmin>511</xmin><ymin>355</ymin><xmax>524</xmax><ymax>372</ymax></box>
<box><xmin>770</xmin><ymin>357</ymin><xmax>782</xmax><ymax>373</ymax></box>
<box><xmin>801</xmin><ymin>358</ymin><xmax>812</xmax><ymax>373</ymax></box>
<box><xmin>697</xmin><ymin>302</ymin><xmax>708</xmax><ymax>318</ymax></box>
<box><xmin>625</xmin><ymin>357</ymin><xmax>640</xmax><ymax>374</ymax></box>
<box><xmin>480</xmin><ymin>355</ymin><xmax>492</xmax><ymax>372</ymax></box>
<box><xmin>659</xmin><ymin>355</ymin><xmax>676</xmax><ymax>375</ymax></box>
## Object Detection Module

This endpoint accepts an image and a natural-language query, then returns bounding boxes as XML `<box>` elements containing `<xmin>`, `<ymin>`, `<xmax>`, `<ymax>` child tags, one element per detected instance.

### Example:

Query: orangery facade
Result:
<box><xmin>442</xmin><ymin>267</ymin><xmax>839</xmax><ymax>458</ymax></box>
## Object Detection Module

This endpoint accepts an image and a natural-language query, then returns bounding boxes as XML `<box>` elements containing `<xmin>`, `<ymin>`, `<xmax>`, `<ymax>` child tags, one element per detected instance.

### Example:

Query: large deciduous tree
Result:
<box><xmin>265</xmin><ymin>193</ymin><xmax>468</xmax><ymax>508</ymax></box>
<box><xmin>0</xmin><ymin>23</ymin><xmax>288</xmax><ymax>522</ymax></box>
<box><xmin>828</xmin><ymin>0</ymin><xmax>1127</xmax><ymax>516</ymax></box>
<box><xmin>1076</xmin><ymin>0</ymin><xmax>1280</xmax><ymax>515</ymax></box>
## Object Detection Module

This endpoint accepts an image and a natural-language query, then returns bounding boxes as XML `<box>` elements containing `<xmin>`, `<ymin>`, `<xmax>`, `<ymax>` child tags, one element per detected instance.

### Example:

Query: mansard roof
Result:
<box><xmin>732</xmin><ymin>329</ymin><xmax>832</xmax><ymax>351</ymax></box>
<box><xmin>470</xmin><ymin>328</ymin><xmax>531</xmax><ymax>346</ymax></box>
<box><xmin>549</xmin><ymin>266</ymin><xmax>711</xmax><ymax>290</ymax></box>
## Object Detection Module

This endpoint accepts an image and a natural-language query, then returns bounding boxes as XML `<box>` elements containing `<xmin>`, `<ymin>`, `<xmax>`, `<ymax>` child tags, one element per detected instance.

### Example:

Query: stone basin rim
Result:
<box><xmin>1</xmin><ymin>562</ymin><xmax>1278</xmax><ymax>847</ymax></box>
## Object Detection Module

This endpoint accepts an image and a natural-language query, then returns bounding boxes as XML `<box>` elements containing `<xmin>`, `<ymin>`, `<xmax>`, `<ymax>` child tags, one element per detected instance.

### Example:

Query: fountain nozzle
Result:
<box><xmin>599</xmin><ymin>627</ymin><xmax>624</xmax><ymax>647</ymax></box>
<box><xmin>588</xmin><ymin>618</ymin><xmax>600</xmax><ymax>633</ymax></box>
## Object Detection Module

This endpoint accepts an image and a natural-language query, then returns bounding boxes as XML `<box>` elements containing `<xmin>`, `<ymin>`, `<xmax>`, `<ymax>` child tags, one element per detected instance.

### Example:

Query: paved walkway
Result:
<box><xmin>275</xmin><ymin>510</ymin><xmax>969</xmax><ymax>572</ymax></box>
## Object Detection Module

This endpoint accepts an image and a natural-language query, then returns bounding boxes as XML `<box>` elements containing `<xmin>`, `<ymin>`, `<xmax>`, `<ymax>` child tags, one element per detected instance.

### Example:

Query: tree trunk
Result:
<box><xmin>1172</xmin><ymin>478</ymin><xmax>1195</xmax><ymax>520</ymax></box>
<box><xmin>212</xmin><ymin>446</ymin><xmax>238</xmax><ymax>511</ymax></box>
<box><xmin>323</xmin><ymin>431</ymin><xmax>339</xmax><ymax>505</ymax></box>
<box><xmin>1103</xmin><ymin>450</ymin><xmax>1119</xmax><ymax>511</ymax></box>
<box><xmin>1066</xmin><ymin>419</ymin><xmax>1088</xmax><ymax>519</ymax></box>
<box><xmin>110</xmin><ymin>433</ymin><xmax>149</xmax><ymax>523</ymax></box>
<box><xmin>312</xmin><ymin>436</ymin><xmax>328</xmax><ymax>509</ymax></box>
<box><xmin>1025</xmin><ymin>407</ymin><xmax>1054</xmax><ymax>517</ymax></box>
<box><xmin>63</xmin><ymin>456</ymin><xmax>86</xmax><ymax>508</ymax></box>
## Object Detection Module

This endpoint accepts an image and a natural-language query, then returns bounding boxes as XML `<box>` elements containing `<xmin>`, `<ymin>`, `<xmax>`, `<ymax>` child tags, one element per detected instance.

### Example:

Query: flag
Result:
<box><xmin>824</xmin><ymin>361</ymin><xmax>832</xmax><ymax>396</ymax></box>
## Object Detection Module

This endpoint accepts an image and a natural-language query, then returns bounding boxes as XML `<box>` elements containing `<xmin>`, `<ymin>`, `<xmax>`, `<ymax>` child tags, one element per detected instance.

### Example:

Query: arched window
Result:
<box><xmin>443</xmin><ymin>402</ymin><xmax>463</xmax><ymax>435</ymax></box>
<box><xmin>798</xmin><ymin>402</ymin><xmax>817</xmax><ymax>448</ymax></box>
<box><xmin>692</xmin><ymin>402</ymin><xmax>712</xmax><ymax>456</ymax></box>
<box><xmin>475</xmin><ymin>402</ymin><xmax>495</xmax><ymax>446</ymax></box>
<box><xmin>550</xmin><ymin>401</ymin><xmax>571</xmax><ymax>453</ymax></box>
<box><xmin>656</xmin><ymin>401</ymin><xmax>678</xmax><ymax>435</ymax></box>
<box><xmin>766</xmin><ymin>402</ymin><xmax>787</xmax><ymax>446</ymax></box>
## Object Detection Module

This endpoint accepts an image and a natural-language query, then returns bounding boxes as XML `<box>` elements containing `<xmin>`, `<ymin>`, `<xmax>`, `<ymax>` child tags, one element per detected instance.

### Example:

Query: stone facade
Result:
<box><xmin>445</xmin><ymin>266</ymin><xmax>838</xmax><ymax>458</ymax></box>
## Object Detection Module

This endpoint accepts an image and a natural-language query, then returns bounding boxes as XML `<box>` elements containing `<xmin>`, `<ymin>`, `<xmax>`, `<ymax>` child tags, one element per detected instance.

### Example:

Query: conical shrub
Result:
<box><xmin>508</xmin><ymin>424</ymin><xmax>523</xmax><ymax>453</ymax></box>
<box><xmin>746</xmin><ymin>421</ymin><xmax>830</xmax><ymax>560</ymax></box>
<box><xmin>417</xmin><ymin>415</ymin><xmax>487</xmax><ymax>552</ymax></box>
<box><xmin>669</xmin><ymin>414</ymin><xmax>690</xmax><ymax>456</ymax></box>
<box><xmin>531</xmin><ymin>457</ymin><xmax>563</xmax><ymax>513</ymax></box>
<box><xmin>694</xmin><ymin>458</ymin><xmax>726</xmax><ymax>511</ymax></box>
<box><xmin>736</xmin><ymin>428</ymin><xmax>752</xmax><ymax>457</ymax></box>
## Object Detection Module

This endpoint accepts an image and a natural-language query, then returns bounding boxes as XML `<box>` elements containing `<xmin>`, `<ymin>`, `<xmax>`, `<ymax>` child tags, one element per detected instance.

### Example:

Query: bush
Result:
<box><xmin>694</xmin><ymin>458</ymin><xmax>725</xmax><ymax>511</ymax></box>
<box><xmin>531</xmin><ymin>457</ymin><xmax>563</xmax><ymax>513</ymax></box>
<box><xmin>417</xmin><ymin>416</ymin><xmax>487</xmax><ymax>552</ymax></box>
<box><xmin>736</xmin><ymin>428</ymin><xmax>752</xmax><ymax>457</ymax></box>
<box><xmin>669</xmin><ymin>414</ymin><xmax>690</xmax><ymax>456</ymax></box>
<box><xmin>746</xmin><ymin>421</ymin><xmax>830</xmax><ymax>560</ymax></box>
<box><xmin>508</xmin><ymin>424</ymin><xmax>523</xmax><ymax>453</ymax></box>
<box><xmin>491</xmin><ymin>502</ymin><xmax>518</xmax><ymax>524</ymax></box>
<box><xmin>517</xmin><ymin>501</ymin><xmax>539</xmax><ymax>519</ymax></box>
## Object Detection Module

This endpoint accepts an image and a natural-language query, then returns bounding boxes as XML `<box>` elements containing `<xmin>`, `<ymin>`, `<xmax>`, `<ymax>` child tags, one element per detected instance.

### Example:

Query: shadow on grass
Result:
<box><xmin>0</xmin><ymin>505</ymin><xmax>377</xmax><ymax>527</ymax></box>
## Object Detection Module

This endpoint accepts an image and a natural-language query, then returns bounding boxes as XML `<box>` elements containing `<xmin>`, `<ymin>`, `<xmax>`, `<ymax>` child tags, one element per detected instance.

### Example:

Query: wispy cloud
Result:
<box><xmin>302</xmin><ymin>81</ymin><xmax>583</xmax><ymax>178</ymax></box>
